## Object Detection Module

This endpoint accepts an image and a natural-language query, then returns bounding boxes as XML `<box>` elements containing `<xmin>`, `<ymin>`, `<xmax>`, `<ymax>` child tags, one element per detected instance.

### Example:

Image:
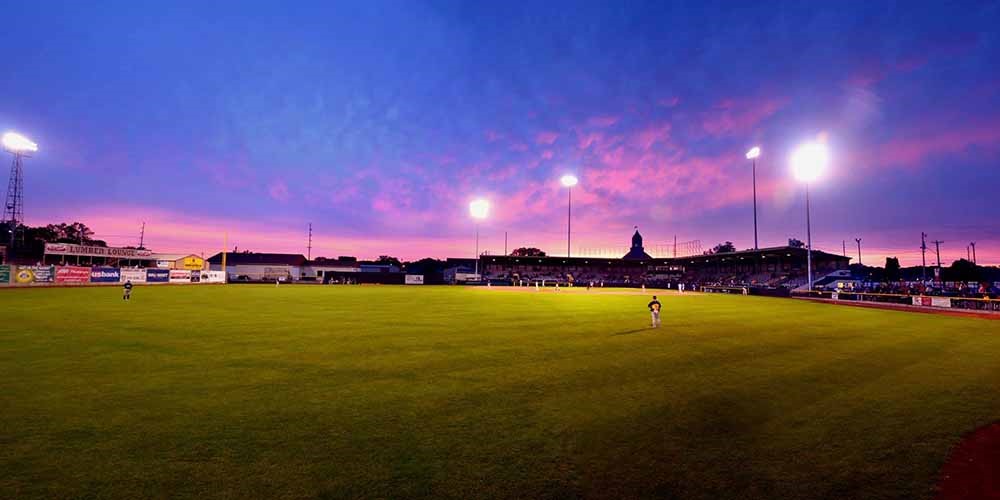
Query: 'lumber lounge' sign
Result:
<box><xmin>44</xmin><ymin>243</ymin><xmax>154</xmax><ymax>258</ymax></box>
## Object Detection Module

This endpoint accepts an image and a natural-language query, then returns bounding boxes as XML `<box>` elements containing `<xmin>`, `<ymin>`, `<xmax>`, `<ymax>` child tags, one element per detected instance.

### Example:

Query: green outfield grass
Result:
<box><xmin>1</xmin><ymin>285</ymin><xmax>998</xmax><ymax>499</ymax></box>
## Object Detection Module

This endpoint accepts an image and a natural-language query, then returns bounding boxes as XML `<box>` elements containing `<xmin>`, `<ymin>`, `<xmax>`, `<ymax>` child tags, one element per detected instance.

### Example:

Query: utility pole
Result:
<box><xmin>842</xmin><ymin>240</ymin><xmax>846</xmax><ymax>257</ymax></box>
<box><xmin>855</xmin><ymin>238</ymin><xmax>862</xmax><ymax>266</ymax></box>
<box><xmin>138</xmin><ymin>221</ymin><xmax>146</xmax><ymax>249</ymax></box>
<box><xmin>970</xmin><ymin>242</ymin><xmax>976</xmax><ymax>265</ymax></box>
<box><xmin>933</xmin><ymin>240</ymin><xmax>944</xmax><ymax>268</ymax></box>
<box><xmin>967</xmin><ymin>244</ymin><xmax>971</xmax><ymax>262</ymax></box>
<box><xmin>307</xmin><ymin>223</ymin><xmax>313</xmax><ymax>260</ymax></box>
<box><xmin>673</xmin><ymin>235</ymin><xmax>677</xmax><ymax>258</ymax></box>
<box><xmin>504</xmin><ymin>231</ymin><xmax>507</xmax><ymax>256</ymax></box>
<box><xmin>921</xmin><ymin>232</ymin><xmax>928</xmax><ymax>282</ymax></box>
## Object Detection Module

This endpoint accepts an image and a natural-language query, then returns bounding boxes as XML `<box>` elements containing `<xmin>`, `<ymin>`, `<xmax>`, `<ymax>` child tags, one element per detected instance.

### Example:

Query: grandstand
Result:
<box><xmin>482</xmin><ymin>229</ymin><xmax>850</xmax><ymax>289</ymax></box>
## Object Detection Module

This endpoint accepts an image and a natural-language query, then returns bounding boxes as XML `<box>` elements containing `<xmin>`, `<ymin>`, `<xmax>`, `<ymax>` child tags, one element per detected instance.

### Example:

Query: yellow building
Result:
<box><xmin>151</xmin><ymin>254</ymin><xmax>206</xmax><ymax>271</ymax></box>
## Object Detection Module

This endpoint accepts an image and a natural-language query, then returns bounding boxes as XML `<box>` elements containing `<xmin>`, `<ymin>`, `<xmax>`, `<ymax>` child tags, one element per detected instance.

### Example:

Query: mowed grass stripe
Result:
<box><xmin>1</xmin><ymin>285</ymin><xmax>998</xmax><ymax>499</ymax></box>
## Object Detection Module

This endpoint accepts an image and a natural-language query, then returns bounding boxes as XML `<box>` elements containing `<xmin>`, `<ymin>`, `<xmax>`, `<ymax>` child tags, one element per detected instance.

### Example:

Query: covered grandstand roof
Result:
<box><xmin>483</xmin><ymin>245</ymin><xmax>850</xmax><ymax>266</ymax></box>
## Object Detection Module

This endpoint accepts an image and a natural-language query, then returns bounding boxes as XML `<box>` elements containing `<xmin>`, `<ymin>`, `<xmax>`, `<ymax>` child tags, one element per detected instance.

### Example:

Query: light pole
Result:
<box><xmin>469</xmin><ymin>199</ymin><xmax>489</xmax><ymax>279</ymax></box>
<box><xmin>746</xmin><ymin>147</ymin><xmax>761</xmax><ymax>250</ymax></box>
<box><xmin>790</xmin><ymin>142</ymin><xmax>830</xmax><ymax>292</ymax></box>
<box><xmin>3</xmin><ymin>132</ymin><xmax>38</xmax><ymax>256</ymax></box>
<box><xmin>921</xmin><ymin>232</ymin><xmax>928</xmax><ymax>282</ymax></box>
<box><xmin>560</xmin><ymin>174</ymin><xmax>578</xmax><ymax>258</ymax></box>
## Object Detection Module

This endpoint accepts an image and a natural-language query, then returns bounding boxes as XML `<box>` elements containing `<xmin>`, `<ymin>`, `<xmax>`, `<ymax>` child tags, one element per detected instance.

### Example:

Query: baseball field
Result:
<box><xmin>1</xmin><ymin>285</ymin><xmax>998</xmax><ymax>499</ymax></box>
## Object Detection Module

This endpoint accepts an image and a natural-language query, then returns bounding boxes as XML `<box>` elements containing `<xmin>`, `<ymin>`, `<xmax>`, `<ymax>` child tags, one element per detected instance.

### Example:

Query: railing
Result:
<box><xmin>792</xmin><ymin>290</ymin><xmax>1000</xmax><ymax>312</ymax></box>
<box><xmin>701</xmin><ymin>285</ymin><xmax>792</xmax><ymax>297</ymax></box>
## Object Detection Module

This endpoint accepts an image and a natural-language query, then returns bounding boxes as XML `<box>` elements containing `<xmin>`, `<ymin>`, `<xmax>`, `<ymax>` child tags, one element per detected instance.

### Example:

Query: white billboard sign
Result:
<box><xmin>120</xmin><ymin>269</ymin><xmax>147</xmax><ymax>283</ymax></box>
<box><xmin>405</xmin><ymin>275</ymin><xmax>424</xmax><ymax>285</ymax></box>
<box><xmin>200</xmin><ymin>271</ymin><xmax>226</xmax><ymax>283</ymax></box>
<box><xmin>169</xmin><ymin>270</ymin><xmax>192</xmax><ymax>283</ymax></box>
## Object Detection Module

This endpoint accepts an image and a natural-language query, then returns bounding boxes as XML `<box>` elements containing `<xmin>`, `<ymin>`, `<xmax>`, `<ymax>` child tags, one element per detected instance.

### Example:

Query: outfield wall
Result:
<box><xmin>793</xmin><ymin>290</ymin><xmax>1000</xmax><ymax>313</ymax></box>
<box><xmin>0</xmin><ymin>265</ymin><xmax>226</xmax><ymax>287</ymax></box>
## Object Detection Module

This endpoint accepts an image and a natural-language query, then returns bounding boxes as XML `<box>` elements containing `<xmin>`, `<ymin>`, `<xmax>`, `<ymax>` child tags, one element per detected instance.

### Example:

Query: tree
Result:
<box><xmin>511</xmin><ymin>247</ymin><xmax>546</xmax><ymax>257</ymax></box>
<box><xmin>376</xmin><ymin>255</ymin><xmax>402</xmax><ymax>267</ymax></box>
<box><xmin>705</xmin><ymin>241</ymin><xmax>736</xmax><ymax>255</ymax></box>
<box><xmin>885</xmin><ymin>257</ymin><xmax>901</xmax><ymax>282</ymax></box>
<box><xmin>788</xmin><ymin>238</ymin><xmax>805</xmax><ymax>248</ymax></box>
<box><xmin>948</xmin><ymin>259</ymin><xmax>979</xmax><ymax>282</ymax></box>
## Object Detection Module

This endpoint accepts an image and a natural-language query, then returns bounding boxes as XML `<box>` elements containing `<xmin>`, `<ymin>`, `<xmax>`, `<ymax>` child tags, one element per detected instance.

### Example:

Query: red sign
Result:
<box><xmin>55</xmin><ymin>266</ymin><xmax>91</xmax><ymax>283</ymax></box>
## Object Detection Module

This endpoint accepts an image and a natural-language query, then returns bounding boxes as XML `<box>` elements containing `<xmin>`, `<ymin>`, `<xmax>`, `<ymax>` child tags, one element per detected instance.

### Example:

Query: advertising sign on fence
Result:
<box><xmin>121</xmin><ymin>269</ymin><xmax>146</xmax><ymax>283</ymax></box>
<box><xmin>90</xmin><ymin>267</ymin><xmax>121</xmax><ymax>283</ymax></box>
<box><xmin>55</xmin><ymin>266</ymin><xmax>91</xmax><ymax>283</ymax></box>
<box><xmin>405</xmin><ymin>274</ymin><xmax>424</xmax><ymax>285</ymax></box>
<box><xmin>912</xmin><ymin>296</ymin><xmax>933</xmax><ymax>307</ymax></box>
<box><xmin>0</xmin><ymin>265</ymin><xmax>9</xmax><ymax>285</ymax></box>
<box><xmin>146</xmin><ymin>268</ymin><xmax>169</xmax><ymax>283</ymax></box>
<box><xmin>930</xmin><ymin>297</ymin><xmax>952</xmax><ymax>308</ymax></box>
<box><xmin>169</xmin><ymin>270</ymin><xmax>192</xmax><ymax>283</ymax></box>
<box><xmin>15</xmin><ymin>265</ymin><xmax>54</xmax><ymax>284</ymax></box>
<box><xmin>200</xmin><ymin>271</ymin><xmax>226</xmax><ymax>283</ymax></box>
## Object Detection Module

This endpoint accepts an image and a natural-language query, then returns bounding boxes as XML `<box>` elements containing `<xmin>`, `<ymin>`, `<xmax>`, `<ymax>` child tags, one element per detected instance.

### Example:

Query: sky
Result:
<box><xmin>1</xmin><ymin>0</ymin><xmax>998</xmax><ymax>265</ymax></box>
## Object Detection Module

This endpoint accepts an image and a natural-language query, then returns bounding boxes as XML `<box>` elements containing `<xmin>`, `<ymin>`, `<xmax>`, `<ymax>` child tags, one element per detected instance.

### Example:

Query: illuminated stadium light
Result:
<box><xmin>790</xmin><ymin>142</ymin><xmax>829</xmax><ymax>183</ymax></box>
<box><xmin>469</xmin><ymin>199</ymin><xmax>489</xmax><ymax>219</ymax></box>
<box><xmin>746</xmin><ymin>146</ymin><xmax>762</xmax><ymax>249</ymax></box>
<box><xmin>469</xmin><ymin>198</ymin><xmax>490</xmax><ymax>278</ymax></box>
<box><xmin>560</xmin><ymin>174</ymin><xmax>578</xmax><ymax>257</ymax></box>
<box><xmin>789</xmin><ymin>141</ymin><xmax>830</xmax><ymax>292</ymax></box>
<box><xmin>2</xmin><ymin>132</ymin><xmax>37</xmax><ymax>153</ymax></box>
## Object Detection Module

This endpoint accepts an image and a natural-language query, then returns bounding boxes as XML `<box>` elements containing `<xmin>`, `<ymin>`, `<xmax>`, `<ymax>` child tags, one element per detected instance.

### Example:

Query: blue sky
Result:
<box><xmin>2</xmin><ymin>1</ymin><xmax>998</xmax><ymax>264</ymax></box>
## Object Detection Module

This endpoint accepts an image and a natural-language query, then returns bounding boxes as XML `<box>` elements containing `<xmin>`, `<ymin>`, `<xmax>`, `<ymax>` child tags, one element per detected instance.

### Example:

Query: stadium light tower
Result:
<box><xmin>746</xmin><ymin>146</ymin><xmax>761</xmax><ymax>250</ymax></box>
<box><xmin>469</xmin><ymin>198</ymin><xmax>489</xmax><ymax>278</ymax></box>
<box><xmin>790</xmin><ymin>141</ymin><xmax>829</xmax><ymax>293</ymax></box>
<box><xmin>560</xmin><ymin>174</ymin><xmax>578</xmax><ymax>258</ymax></box>
<box><xmin>3</xmin><ymin>132</ymin><xmax>38</xmax><ymax>255</ymax></box>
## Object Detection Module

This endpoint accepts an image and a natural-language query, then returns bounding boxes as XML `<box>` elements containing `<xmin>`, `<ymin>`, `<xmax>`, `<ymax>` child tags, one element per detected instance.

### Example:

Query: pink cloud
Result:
<box><xmin>586</xmin><ymin>115</ymin><xmax>620</xmax><ymax>127</ymax></box>
<box><xmin>873</xmin><ymin>120</ymin><xmax>1000</xmax><ymax>169</ymax></box>
<box><xmin>535</xmin><ymin>131</ymin><xmax>559</xmax><ymax>145</ymax></box>
<box><xmin>701</xmin><ymin>97</ymin><xmax>786</xmax><ymax>135</ymax></box>
<box><xmin>484</xmin><ymin>129</ymin><xmax>503</xmax><ymax>143</ymax></box>
<box><xmin>631</xmin><ymin>123</ymin><xmax>671</xmax><ymax>150</ymax></box>
<box><xmin>267</xmin><ymin>179</ymin><xmax>289</xmax><ymax>202</ymax></box>
<box><xmin>577</xmin><ymin>131</ymin><xmax>606</xmax><ymax>150</ymax></box>
<box><xmin>658</xmin><ymin>96</ymin><xmax>680</xmax><ymax>107</ymax></box>
<box><xmin>541</xmin><ymin>150</ymin><xmax>554</xmax><ymax>160</ymax></box>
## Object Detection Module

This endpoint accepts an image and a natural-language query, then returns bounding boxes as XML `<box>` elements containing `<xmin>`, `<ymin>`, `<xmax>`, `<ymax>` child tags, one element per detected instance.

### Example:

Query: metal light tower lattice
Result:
<box><xmin>3</xmin><ymin>132</ymin><xmax>38</xmax><ymax>253</ymax></box>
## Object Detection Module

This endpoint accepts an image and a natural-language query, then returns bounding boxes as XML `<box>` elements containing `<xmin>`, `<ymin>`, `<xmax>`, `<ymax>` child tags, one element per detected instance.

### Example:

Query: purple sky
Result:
<box><xmin>2</xmin><ymin>1</ymin><xmax>998</xmax><ymax>265</ymax></box>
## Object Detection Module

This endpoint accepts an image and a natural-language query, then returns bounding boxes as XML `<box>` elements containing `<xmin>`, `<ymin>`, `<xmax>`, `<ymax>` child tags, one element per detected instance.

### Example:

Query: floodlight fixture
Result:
<box><xmin>2</xmin><ymin>132</ymin><xmax>37</xmax><ymax>153</ymax></box>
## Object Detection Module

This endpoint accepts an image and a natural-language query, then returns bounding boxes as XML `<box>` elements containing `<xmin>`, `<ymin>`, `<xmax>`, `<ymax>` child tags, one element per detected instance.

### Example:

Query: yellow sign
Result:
<box><xmin>181</xmin><ymin>256</ymin><xmax>205</xmax><ymax>270</ymax></box>
<box><xmin>15</xmin><ymin>268</ymin><xmax>34</xmax><ymax>283</ymax></box>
